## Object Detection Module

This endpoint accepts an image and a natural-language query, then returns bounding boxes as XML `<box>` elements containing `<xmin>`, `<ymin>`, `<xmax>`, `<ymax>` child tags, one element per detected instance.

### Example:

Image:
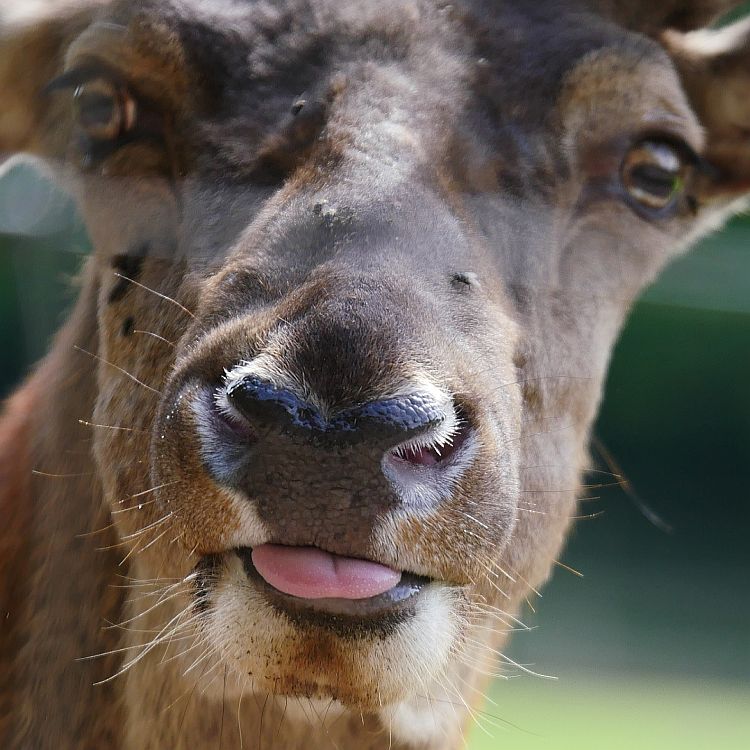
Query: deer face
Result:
<box><xmin>3</xmin><ymin>0</ymin><xmax>749</xmax><ymax>732</ymax></box>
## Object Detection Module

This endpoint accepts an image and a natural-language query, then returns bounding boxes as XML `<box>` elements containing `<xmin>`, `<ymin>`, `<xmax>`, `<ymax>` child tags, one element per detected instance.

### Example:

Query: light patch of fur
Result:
<box><xmin>206</xmin><ymin>554</ymin><xmax>464</xmax><ymax>719</ymax></box>
<box><xmin>382</xmin><ymin>430</ymin><xmax>481</xmax><ymax>511</ymax></box>
<box><xmin>667</xmin><ymin>16</ymin><xmax>750</xmax><ymax>57</ymax></box>
<box><xmin>0</xmin><ymin>0</ymin><xmax>101</xmax><ymax>28</ymax></box>
<box><xmin>224</xmin><ymin>492</ymin><xmax>271</xmax><ymax>549</ymax></box>
<box><xmin>220</xmin><ymin>354</ymin><xmax>329</xmax><ymax>418</ymax></box>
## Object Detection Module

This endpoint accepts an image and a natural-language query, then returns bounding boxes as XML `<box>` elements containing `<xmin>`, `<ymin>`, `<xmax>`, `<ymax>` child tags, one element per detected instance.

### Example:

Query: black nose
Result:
<box><xmin>225</xmin><ymin>375</ymin><xmax>447</xmax><ymax>448</ymax></box>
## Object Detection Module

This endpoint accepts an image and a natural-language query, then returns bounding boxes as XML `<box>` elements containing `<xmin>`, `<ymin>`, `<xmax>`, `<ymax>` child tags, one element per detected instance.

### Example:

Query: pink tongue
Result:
<box><xmin>251</xmin><ymin>544</ymin><xmax>401</xmax><ymax>600</ymax></box>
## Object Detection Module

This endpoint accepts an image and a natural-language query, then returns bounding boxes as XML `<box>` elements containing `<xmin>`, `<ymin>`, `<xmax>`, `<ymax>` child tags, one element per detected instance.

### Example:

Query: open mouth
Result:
<box><xmin>236</xmin><ymin>545</ymin><xmax>431</xmax><ymax>625</ymax></box>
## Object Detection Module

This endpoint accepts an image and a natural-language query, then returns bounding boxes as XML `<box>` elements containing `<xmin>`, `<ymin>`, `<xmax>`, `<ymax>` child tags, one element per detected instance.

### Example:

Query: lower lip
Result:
<box><xmin>236</xmin><ymin>547</ymin><xmax>431</xmax><ymax>619</ymax></box>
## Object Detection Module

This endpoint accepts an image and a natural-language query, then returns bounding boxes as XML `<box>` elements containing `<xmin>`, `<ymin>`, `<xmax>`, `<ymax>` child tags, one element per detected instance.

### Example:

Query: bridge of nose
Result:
<box><xmin>204</xmin><ymin>235</ymin><xmax>466</xmax><ymax>554</ymax></box>
<box><xmin>265</xmin><ymin>278</ymin><xmax>422</xmax><ymax>404</ymax></box>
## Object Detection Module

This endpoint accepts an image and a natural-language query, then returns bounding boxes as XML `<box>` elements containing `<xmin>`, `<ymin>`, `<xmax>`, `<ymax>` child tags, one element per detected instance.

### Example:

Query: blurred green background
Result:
<box><xmin>1</xmin><ymin>163</ymin><xmax>748</xmax><ymax>749</ymax></box>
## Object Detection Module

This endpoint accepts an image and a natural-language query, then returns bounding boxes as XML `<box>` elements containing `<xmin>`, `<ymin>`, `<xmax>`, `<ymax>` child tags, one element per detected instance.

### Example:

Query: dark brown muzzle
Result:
<box><xmin>200</xmin><ymin>370</ymin><xmax>469</xmax><ymax>554</ymax></box>
<box><xmin>155</xmin><ymin>265</ymin><xmax>483</xmax><ymax>558</ymax></box>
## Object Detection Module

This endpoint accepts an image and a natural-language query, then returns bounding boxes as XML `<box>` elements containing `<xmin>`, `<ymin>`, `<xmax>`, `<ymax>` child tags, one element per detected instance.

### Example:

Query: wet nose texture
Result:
<box><xmin>217</xmin><ymin>378</ymin><xmax>451</xmax><ymax>556</ymax></box>
<box><xmin>226</xmin><ymin>375</ymin><xmax>445</xmax><ymax>448</ymax></box>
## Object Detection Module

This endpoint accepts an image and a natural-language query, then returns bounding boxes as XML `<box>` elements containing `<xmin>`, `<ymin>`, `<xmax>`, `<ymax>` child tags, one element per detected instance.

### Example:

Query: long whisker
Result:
<box><xmin>78</xmin><ymin>419</ymin><xmax>147</xmax><ymax>433</ymax></box>
<box><xmin>132</xmin><ymin>329</ymin><xmax>176</xmax><ymax>347</ymax></box>
<box><xmin>133</xmin><ymin>524</ymin><xmax>174</xmax><ymax>555</ymax></box>
<box><xmin>92</xmin><ymin>605</ymin><xmax>200</xmax><ymax>684</ymax></box>
<box><xmin>73</xmin><ymin>345</ymin><xmax>162</xmax><ymax>395</ymax></box>
<box><xmin>112</xmin><ymin>499</ymin><xmax>158</xmax><ymax>515</ymax></box>
<box><xmin>113</xmin><ymin>271</ymin><xmax>196</xmax><ymax>319</ymax></box>
<box><xmin>552</xmin><ymin>558</ymin><xmax>584</xmax><ymax>577</ymax></box>
<box><xmin>129</xmin><ymin>481</ymin><xmax>180</xmax><ymax>500</ymax></box>
<box><xmin>120</xmin><ymin>513</ymin><xmax>175</xmax><ymax>541</ymax></box>
<box><xmin>31</xmin><ymin>469</ymin><xmax>94</xmax><ymax>478</ymax></box>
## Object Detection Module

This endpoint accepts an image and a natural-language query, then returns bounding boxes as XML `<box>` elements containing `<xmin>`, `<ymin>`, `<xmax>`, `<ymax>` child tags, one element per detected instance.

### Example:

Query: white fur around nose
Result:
<box><xmin>218</xmin><ymin>355</ymin><xmax>328</xmax><ymax>420</ymax></box>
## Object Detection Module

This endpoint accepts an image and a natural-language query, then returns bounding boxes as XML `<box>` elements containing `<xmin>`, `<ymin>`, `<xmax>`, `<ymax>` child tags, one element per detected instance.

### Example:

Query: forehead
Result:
<box><xmin>65</xmin><ymin>0</ymin><xmax>702</xmax><ymax>273</ymax></box>
<box><xmin>76</xmin><ymin>0</ymin><xmax>683</xmax><ymax>126</ymax></box>
<box><xmin>60</xmin><ymin>0</ymin><xmax>705</xmax><ymax>275</ymax></box>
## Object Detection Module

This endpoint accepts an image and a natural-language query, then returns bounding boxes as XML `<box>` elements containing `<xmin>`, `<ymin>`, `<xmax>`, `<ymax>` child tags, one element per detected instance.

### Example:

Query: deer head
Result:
<box><xmin>1</xmin><ymin>1</ymin><xmax>748</xmax><ymax>747</ymax></box>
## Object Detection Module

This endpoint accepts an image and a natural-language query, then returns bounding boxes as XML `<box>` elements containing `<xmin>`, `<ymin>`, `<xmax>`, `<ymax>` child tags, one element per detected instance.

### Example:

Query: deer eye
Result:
<box><xmin>73</xmin><ymin>78</ymin><xmax>137</xmax><ymax>142</ymax></box>
<box><xmin>621</xmin><ymin>140</ymin><xmax>689</xmax><ymax>215</ymax></box>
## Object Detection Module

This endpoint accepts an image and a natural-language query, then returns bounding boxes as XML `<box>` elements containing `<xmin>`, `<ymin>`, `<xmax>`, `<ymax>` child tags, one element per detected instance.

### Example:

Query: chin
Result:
<box><xmin>194</xmin><ymin>551</ymin><xmax>468</xmax><ymax>710</ymax></box>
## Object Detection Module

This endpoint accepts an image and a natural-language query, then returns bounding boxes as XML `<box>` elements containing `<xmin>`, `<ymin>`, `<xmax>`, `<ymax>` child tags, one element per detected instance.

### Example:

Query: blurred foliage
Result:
<box><xmin>720</xmin><ymin>0</ymin><xmax>750</xmax><ymax>24</ymax></box>
<box><xmin>0</xmin><ymin>162</ymin><xmax>89</xmax><ymax>393</ymax></box>
<box><xmin>470</xmin><ymin>677</ymin><xmax>750</xmax><ymax>750</ymax></box>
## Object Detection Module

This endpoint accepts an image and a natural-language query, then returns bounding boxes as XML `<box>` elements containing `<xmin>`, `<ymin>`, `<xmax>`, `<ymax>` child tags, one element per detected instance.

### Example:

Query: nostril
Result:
<box><xmin>389</xmin><ymin>411</ymin><xmax>471</xmax><ymax>468</ymax></box>
<box><xmin>218</xmin><ymin>405</ymin><xmax>258</xmax><ymax>442</ymax></box>
<box><xmin>381</xmin><ymin>405</ymin><xmax>476</xmax><ymax>507</ymax></box>
<box><xmin>204</xmin><ymin>384</ymin><xmax>258</xmax><ymax>442</ymax></box>
<box><xmin>393</xmin><ymin>442</ymin><xmax>451</xmax><ymax>467</ymax></box>
<box><xmin>225</xmin><ymin>375</ymin><xmax>326</xmax><ymax>431</ymax></box>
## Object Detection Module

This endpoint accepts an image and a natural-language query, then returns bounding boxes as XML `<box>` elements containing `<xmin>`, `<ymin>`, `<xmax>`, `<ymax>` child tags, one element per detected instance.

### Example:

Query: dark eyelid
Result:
<box><xmin>628</xmin><ymin>130</ymin><xmax>695</xmax><ymax>161</ymax></box>
<box><xmin>625</xmin><ymin>131</ymin><xmax>725</xmax><ymax>193</ymax></box>
<box><xmin>43</xmin><ymin>62</ymin><xmax>124</xmax><ymax>95</ymax></box>
<box><xmin>630</xmin><ymin>132</ymin><xmax>719</xmax><ymax>183</ymax></box>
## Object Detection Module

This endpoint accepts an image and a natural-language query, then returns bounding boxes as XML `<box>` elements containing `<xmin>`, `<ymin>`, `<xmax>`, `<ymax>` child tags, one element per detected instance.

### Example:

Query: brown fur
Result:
<box><xmin>0</xmin><ymin>376</ymin><xmax>34</xmax><ymax>745</ymax></box>
<box><xmin>2</xmin><ymin>2</ymin><xmax>750</xmax><ymax>748</ymax></box>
